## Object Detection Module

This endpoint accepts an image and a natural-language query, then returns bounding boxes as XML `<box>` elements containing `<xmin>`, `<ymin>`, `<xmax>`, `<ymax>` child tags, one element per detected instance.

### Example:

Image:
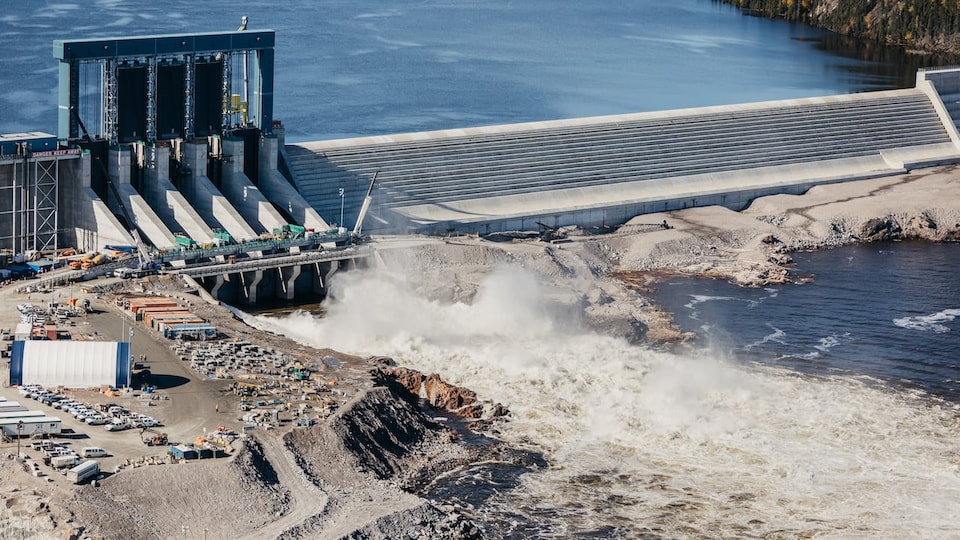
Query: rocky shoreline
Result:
<box><xmin>2</xmin><ymin>165</ymin><xmax>960</xmax><ymax>538</ymax></box>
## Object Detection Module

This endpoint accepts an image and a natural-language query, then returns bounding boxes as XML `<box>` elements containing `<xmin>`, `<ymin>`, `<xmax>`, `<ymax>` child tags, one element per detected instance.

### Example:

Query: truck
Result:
<box><xmin>174</xmin><ymin>233</ymin><xmax>196</xmax><ymax>248</ymax></box>
<box><xmin>272</xmin><ymin>224</ymin><xmax>307</xmax><ymax>239</ymax></box>
<box><xmin>66</xmin><ymin>460</ymin><xmax>99</xmax><ymax>484</ymax></box>
<box><xmin>114</xmin><ymin>267</ymin><xmax>159</xmax><ymax>279</ymax></box>
<box><xmin>212</xmin><ymin>229</ymin><xmax>234</xmax><ymax>245</ymax></box>
<box><xmin>141</xmin><ymin>427</ymin><xmax>168</xmax><ymax>446</ymax></box>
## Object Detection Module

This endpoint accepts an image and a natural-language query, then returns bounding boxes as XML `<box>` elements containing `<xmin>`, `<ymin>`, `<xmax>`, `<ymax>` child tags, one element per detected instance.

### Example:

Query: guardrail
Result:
<box><xmin>13</xmin><ymin>234</ymin><xmax>364</xmax><ymax>293</ymax></box>
<box><xmin>171</xmin><ymin>246</ymin><xmax>371</xmax><ymax>279</ymax></box>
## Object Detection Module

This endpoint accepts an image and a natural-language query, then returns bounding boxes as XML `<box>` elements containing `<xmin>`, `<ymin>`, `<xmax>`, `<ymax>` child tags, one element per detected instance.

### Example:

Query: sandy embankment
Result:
<box><xmin>0</xmin><ymin>166</ymin><xmax>959</xmax><ymax>539</ymax></box>
<box><xmin>374</xmin><ymin>167</ymin><xmax>960</xmax><ymax>344</ymax></box>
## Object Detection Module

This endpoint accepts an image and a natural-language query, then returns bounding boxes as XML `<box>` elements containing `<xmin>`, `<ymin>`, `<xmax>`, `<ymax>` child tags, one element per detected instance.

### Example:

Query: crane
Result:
<box><xmin>352</xmin><ymin>171</ymin><xmax>378</xmax><ymax>238</ymax></box>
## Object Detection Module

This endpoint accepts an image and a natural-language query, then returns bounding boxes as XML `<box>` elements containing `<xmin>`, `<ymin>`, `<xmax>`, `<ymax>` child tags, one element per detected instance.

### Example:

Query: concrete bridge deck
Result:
<box><xmin>286</xmin><ymin>79</ymin><xmax>960</xmax><ymax>235</ymax></box>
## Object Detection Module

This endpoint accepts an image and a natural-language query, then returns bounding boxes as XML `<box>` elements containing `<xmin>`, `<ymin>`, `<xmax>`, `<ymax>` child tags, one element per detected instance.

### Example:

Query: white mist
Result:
<box><xmin>251</xmin><ymin>265</ymin><xmax>960</xmax><ymax>538</ymax></box>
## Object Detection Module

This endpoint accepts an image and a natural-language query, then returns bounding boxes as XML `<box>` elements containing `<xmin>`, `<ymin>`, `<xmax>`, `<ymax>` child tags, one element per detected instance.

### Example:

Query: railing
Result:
<box><xmin>171</xmin><ymin>245</ymin><xmax>372</xmax><ymax>279</ymax></box>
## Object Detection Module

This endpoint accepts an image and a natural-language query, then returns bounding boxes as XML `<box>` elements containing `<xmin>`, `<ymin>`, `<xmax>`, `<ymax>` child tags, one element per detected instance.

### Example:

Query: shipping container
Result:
<box><xmin>141</xmin><ymin>308</ymin><xmax>192</xmax><ymax>326</ymax></box>
<box><xmin>51</xmin><ymin>454</ymin><xmax>80</xmax><ymax>469</ymax></box>
<box><xmin>168</xmin><ymin>444</ymin><xmax>198</xmax><ymax>460</ymax></box>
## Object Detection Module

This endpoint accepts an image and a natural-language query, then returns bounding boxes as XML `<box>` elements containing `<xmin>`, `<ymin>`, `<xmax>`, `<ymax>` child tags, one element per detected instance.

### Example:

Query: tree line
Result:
<box><xmin>719</xmin><ymin>0</ymin><xmax>960</xmax><ymax>55</ymax></box>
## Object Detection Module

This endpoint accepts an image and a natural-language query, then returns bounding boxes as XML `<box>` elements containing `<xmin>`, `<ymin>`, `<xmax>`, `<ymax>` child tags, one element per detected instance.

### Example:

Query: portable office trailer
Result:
<box><xmin>0</xmin><ymin>416</ymin><xmax>62</xmax><ymax>436</ymax></box>
<box><xmin>66</xmin><ymin>460</ymin><xmax>99</xmax><ymax>484</ymax></box>
<box><xmin>0</xmin><ymin>410</ymin><xmax>45</xmax><ymax>419</ymax></box>
<box><xmin>163</xmin><ymin>323</ymin><xmax>216</xmax><ymax>340</ymax></box>
<box><xmin>0</xmin><ymin>401</ymin><xmax>27</xmax><ymax>412</ymax></box>
<box><xmin>155</xmin><ymin>317</ymin><xmax>204</xmax><ymax>332</ymax></box>
<box><xmin>168</xmin><ymin>444</ymin><xmax>198</xmax><ymax>460</ymax></box>
<box><xmin>14</xmin><ymin>323</ymin><xmax>31</xmax><ymax>341</ymax></box>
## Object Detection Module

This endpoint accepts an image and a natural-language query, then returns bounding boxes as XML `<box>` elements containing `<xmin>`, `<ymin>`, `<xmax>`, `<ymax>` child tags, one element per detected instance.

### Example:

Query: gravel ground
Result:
<box><xmin>0</xmin><ymin>166</ymin><xmax>959</xmax><ymax>539</ymax></box>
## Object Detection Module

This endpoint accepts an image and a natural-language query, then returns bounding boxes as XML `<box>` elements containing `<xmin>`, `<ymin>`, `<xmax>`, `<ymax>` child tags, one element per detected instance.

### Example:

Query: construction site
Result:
<box><xmin>2</xmin><ymin>17</ymin><xmax>960</xmax><ymax>539</ymax></box>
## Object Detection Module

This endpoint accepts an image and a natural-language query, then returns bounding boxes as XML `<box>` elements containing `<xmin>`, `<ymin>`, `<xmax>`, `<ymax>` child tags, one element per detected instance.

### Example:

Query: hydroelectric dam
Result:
<box><xmin>3</xmin><ymin>26</ymin><xmax>960</xmax><ymax>305</ymax></box>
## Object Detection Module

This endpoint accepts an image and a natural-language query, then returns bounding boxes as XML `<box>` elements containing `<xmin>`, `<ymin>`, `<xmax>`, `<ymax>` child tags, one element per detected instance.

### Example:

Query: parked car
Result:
<box><xmin>85</xmin><ymin>415</ymin><xmax>107</xmax><ymax>425</ymax></box>
<box><xmin>54</xmin><ymin>400</ymin><xmax>76</xmax><ymax>410</ymax></box>
<box><xmin>40</xmin><ymin>395</ymin><xmax>64</xmax><ymax>406</ymax></box>
<box><xmin>105</xmin><ymin>421</ymin><xmax>130</xmax><ymax>432</ymax></box>
<box><xmin>107</xmin><ymin>406</ymin><xmax>127</xmax><ymax>417</ymax></box>
<box><xmin>137</xmin><ymin>417</ymin><xmax>160</xmax><ymax>427</ymax></box>
<box><xmin>81</xmin><ymin>447</ymin><xmax>108</xmax><ymax>458</ymax></box>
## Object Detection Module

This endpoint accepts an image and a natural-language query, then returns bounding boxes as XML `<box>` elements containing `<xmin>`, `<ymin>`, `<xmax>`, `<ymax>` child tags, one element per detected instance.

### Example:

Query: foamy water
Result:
<box><xmin>251</xmin><ymin>266</ymin><xmax>960</xmax><ymax>538</ymax></box>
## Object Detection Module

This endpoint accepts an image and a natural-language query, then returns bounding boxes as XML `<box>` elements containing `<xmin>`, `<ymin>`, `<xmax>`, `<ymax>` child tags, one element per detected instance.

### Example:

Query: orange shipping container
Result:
<box><xmin>134</xmin><ymin>304</ymin><xmax>184</xmax><ymax>321</ymax></box>
<box><xmin>146</xmin><ymin>312</ymin><xmax>194</xmax><ymax>328</ymax></box>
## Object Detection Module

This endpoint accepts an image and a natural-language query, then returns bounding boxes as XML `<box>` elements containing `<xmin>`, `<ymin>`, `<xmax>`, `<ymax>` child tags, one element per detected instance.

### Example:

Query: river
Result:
<box><xmin>5</xmin><ymin>1</ymin><xmax>960</xmax><ymax>537</ymax></box>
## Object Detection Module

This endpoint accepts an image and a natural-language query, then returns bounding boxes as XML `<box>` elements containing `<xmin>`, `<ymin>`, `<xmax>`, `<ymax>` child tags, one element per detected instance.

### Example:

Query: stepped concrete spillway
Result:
<box><xmin>285</xmin><ymin>69</ymin><xmax>960</xmax><ymax>235</ymax></box>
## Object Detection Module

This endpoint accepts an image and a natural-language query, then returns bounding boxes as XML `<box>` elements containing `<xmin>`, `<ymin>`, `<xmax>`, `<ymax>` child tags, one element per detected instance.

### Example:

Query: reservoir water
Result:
<box><xmin>0</xmin><ymin>1</ymin><xmax>950</xmax><ymax>138</ymax></box>
<box><xmin>4</xmin><ymin>1</ymin><xmax>960</xmax><ymax>537</ymax></box>
<box><xmin>652</xmin><ymin>241</ymin><xmax>960</xmax><ymax>402</ymax></box>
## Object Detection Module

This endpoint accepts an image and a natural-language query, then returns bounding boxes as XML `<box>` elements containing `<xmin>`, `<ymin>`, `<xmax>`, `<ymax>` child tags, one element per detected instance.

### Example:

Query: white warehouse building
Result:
<box><xmin>9</xmin><ymin>341</ymin><xmax>133</xmax><ymax>389</ymax></box>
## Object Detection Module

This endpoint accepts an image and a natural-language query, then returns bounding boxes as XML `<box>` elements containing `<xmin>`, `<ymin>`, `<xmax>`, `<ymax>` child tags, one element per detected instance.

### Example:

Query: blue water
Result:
<box><xmin>654</xmin><ymin>241</ymin><xmax>960</xmax><ymax>401</ymax></box>
<box><xmin>0</xmin><ymin>1</ymin><xmax>947</xmax><ymax>140</ymax></box>
<box><xmin>5</xmin><ymin>2</ymin><xmax>960</xmax><ymax>537</ymax></box>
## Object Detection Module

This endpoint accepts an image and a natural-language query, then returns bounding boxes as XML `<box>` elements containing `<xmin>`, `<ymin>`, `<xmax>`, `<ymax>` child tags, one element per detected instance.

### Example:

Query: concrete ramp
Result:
<box><xmin>102</xmin><ymin>146</ymin><xmax>176</xmax><ymax>248</ymax></box>
<box><xmin>180</xmin><ymin>140</ymin><xmax>261</xmax><ymax>244</ymax></box>
<box><xmin>287</xmin><ymin>87</ymin><xmax>960</xmax><ymax>234</ymax></box>
<box><xmin>154</xmin><ymin>178</ymin><xmax>216</xmax><ymax>243</ymax></box>
<box><xmin>260</xmin><ymin>134</ymin><xmax>330</xmax><ymax>230</ymax></box>
<box><xmin>220</xmin><ymin>138</ymin><xmax>287</xmax><ymax>234</ymax></box>
<box><xmin>56</xmin><ymin>153</ymin><xmax>134</xmax><ymax>251</ymax></box>
<box><xmin>116</xmin><ymin>183</ymin><xmax>177</xmax><ymax>248</ymax></box>
<box><xmin>136</xmin><ymin>145</ymin><xmax>215</xmax><ymax>244</ymax></box>
<box><xmin>78</xmin><ymin>188</ymin><xmax>135</xmax><ymax>250</ymax></box>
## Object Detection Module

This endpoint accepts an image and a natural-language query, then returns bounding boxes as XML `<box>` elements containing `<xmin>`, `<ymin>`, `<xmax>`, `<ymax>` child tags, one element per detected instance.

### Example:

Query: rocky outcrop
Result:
<box><xmin>375</xmin><ymin>365</ymin><xmax>510</xmax><ymax>423</ymax></box>
<box><xmin>296</xmin><ymin>387</ymin><xmax>454</xmax><ymax>480</ymax></box>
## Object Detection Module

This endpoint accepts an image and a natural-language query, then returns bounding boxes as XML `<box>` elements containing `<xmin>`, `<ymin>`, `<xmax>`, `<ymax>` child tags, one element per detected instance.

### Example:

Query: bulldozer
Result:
<box><xmin>141</xmin><ymin>427</ymin><xmax>168</xmax><ymax>446</ymax></box>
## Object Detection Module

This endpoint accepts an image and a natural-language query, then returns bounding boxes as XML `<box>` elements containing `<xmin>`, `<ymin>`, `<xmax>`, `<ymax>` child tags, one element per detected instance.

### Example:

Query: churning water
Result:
<box><xmin>252</xmin><ymin>252</ymin><xmax>960</xmax><ymax>538</ymax></box>
<box><xmin>5</xmin><ymin>2</ymin><xmax>960</xmax><ymax>536</ymax></box>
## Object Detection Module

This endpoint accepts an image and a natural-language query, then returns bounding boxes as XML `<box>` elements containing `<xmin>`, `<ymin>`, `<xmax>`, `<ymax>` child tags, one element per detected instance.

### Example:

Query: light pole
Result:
<box><xmin>338</xmin><ymin>187</ymin><xmax>345</xmax><ymax>228</ymax></box>
<box><xmin>16</xmin><ymin>420</ymin><xmax>23</xmax><ymax>458</ymax></box>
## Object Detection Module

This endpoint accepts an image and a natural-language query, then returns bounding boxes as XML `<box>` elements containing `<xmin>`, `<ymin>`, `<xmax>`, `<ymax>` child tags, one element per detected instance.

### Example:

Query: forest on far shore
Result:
<box><xmin>720</xmin><ymin>0</ymin><xmax>960</xmax><ymax>55</ymax></box>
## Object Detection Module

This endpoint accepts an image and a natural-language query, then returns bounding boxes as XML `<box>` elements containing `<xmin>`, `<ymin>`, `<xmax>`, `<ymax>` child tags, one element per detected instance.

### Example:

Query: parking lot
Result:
<box><xmin>0</xmin><ymin>295</ymin><xmax>247</xmax><ymax>481</ymax></box>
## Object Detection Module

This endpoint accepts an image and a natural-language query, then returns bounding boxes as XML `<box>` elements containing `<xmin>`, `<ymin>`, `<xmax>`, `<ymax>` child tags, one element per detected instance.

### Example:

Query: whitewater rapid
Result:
<box><xmin>251</xmin><ymin>266</ymin><xmax>960</xmax><ymax>538</ymax></box>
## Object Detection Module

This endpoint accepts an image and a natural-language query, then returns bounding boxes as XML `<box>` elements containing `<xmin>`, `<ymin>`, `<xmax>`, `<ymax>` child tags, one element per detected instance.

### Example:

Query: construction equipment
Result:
<box><xmin>140</xmin><ymin>427</ymin><xmax>168</xmax><ymax>446</ymax></box>
<box><xmin>234</xmin><ymin>381</ymin><xmax>261</xmax><ymax>397</ymax></box>
<box><xmin>536</xmin><ymin>221</ymin><xmax>567</xmax><ymax>242</ymax></box>
<box><xmin>352</xmin><ymin>171</ymin><xmax>378</xmax><ymax>238</ymax></box>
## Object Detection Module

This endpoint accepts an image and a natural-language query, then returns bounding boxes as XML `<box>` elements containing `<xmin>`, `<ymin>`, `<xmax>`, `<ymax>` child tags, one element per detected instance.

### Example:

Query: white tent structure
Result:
<box><xmin>9</xmin><ymin>341</ymin><xmax>132</xmax><ymax>389</ymax></box>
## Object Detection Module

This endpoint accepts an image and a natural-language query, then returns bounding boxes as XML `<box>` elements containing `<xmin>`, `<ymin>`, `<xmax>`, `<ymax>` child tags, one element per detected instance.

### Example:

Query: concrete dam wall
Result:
<box><xmin>285</xmin><ymin>72</ymin><xmax>960</xmax><ymax>236</ymax></box>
